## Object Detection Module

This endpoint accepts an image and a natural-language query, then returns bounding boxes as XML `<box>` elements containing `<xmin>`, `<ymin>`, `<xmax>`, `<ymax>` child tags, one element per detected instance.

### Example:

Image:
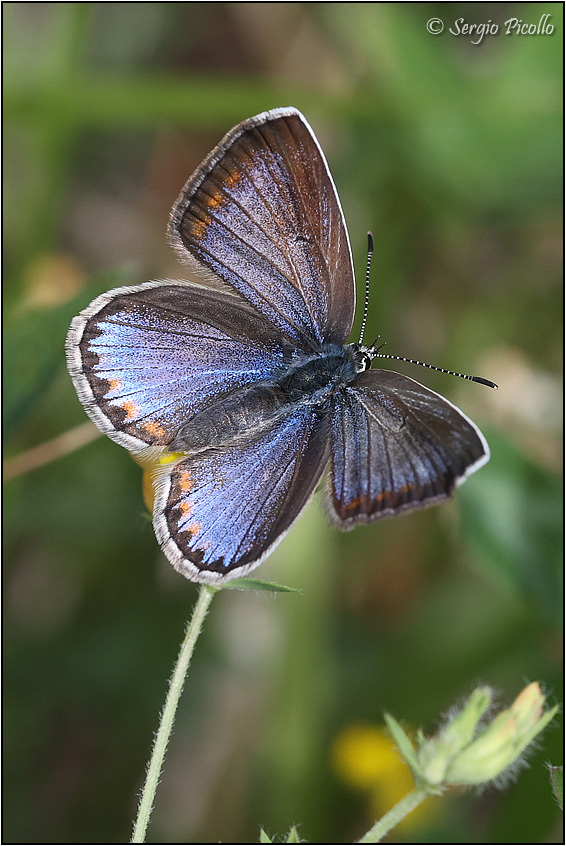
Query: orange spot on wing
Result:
<box><xmin>189</xmin><ymin>215</ymin><xmax>208</xmax><ymax>239</ymax></box>
<box><xmin>120</xmin><ymin>400</ymin><xmax>139</xmax><ymax>421</ymax></box>
<box><xmin>143</xmin><ymin>419</ymin><xmax>166</xmax><ymax>438</ymax></box>
<box><xmin>341</xmin><ymin>484</ymin><xmax>416</xmax><ymax>515</ymax></box>
<box><xmin>187</xmin><ymin>521</ymin><xmax>201</xmax><ymax>537</ymax></box>
<box><xmin>177</xmin><ymin>468</ymin><xmax>194</xmax><ymax>493</ymax></box>
<box><xmin>107</xmin><ymin>378</ymin><xmax>121</xmax><ymax>392</ymax></box>
<box><xmin>207</xmin><ymin>191</ymin><xmax>224</xmax><ymax>208</ymax></box>
<box><xmin>225</xmin><ymin>169</ymin><xmax>241</xmax><ymax>189</ymax></box>
<box><xmin>177</xmin><ymin>500</ymin><xmax>193</xmax><ymax>518</ymax></box>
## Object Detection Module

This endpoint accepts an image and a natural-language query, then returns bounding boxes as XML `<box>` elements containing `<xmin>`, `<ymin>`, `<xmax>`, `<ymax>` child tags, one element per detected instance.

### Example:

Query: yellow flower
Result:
<box><xmin>131</xmin><ymin>451</ymin><xmax>186</xmax><ymax>513</ymax></box>
<box><xmin>332</xmin><ymin>723</ymin><xmax>440</xmax><ymax>832</ymax></box>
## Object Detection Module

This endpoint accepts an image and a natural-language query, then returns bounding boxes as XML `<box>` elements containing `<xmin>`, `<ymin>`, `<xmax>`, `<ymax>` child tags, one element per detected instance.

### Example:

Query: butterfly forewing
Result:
<box><xmin>169</xmin><ymin>108</ymin><xmax>356</xmax><ymax>350</ymax></box>
<box><xmin>66</xmin><ymin>280</ymin><xmax>292</xmax><ymax>453</ymax></box>
<box><xmin>329</xmin><ymin>370</ymin><xmax>490</xmax><ymax>526</ymax></box>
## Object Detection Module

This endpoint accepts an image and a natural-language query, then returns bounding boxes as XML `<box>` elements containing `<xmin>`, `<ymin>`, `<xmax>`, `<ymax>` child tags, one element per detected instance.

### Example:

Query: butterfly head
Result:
<box><xmin>346</xmin><ymin>341</ymin><xmax>383</xmax><ymax>374</ymax></box>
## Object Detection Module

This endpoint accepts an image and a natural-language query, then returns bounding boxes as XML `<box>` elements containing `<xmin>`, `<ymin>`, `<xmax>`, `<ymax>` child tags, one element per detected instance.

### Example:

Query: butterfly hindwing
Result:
<box><xmin>154</xmin><ymin>406</ymin><xmax>330</xmax><ymax>584</ymax></box>
<box><xmin>329</xmin><ymin>370</ymin><xmax>490</xmax><ymax>526</ymax></box>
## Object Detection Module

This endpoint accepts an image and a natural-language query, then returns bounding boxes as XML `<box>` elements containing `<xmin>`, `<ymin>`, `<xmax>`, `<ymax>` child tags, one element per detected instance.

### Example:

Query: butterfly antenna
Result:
<box><xmin>358</xmin><ymin>231</ymin><xmax>374</xmax><ymax>345</ymax></box>
<box><xmin>371</xmin><ymin>349</ymin><xmax>498</xmax><ymax>389</ymax></box>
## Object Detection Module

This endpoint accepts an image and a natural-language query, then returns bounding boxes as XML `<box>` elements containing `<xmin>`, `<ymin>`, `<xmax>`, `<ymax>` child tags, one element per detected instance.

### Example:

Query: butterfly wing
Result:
<box><xmin>154</xmin><ymin>406</ymin><xmax>330</xmax><ymax>584</ymax></box>
<box><xmin>169</xmin><ymin>107</ymin><xmax>355</xmax><ymax>349</ymax></box>
<box><xmin>66</xmin><ymin>280</ymin><xmax>294</xmax><ymax>453</ymax></box>
<box><xmin>329</xmin><ymin>370</ymin><xmax>490</xmax><ymax>526</ymax></box>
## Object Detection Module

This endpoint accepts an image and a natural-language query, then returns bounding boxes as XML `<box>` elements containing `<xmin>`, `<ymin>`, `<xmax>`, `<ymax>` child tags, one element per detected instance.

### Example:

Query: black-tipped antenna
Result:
<box><xmin>371</xmin><ymin>347</ymin><xmax>498</xmax><ymax>389</ymax></box>
<box><xmin>358</xmin><ymin>232</ymin><xmax>374</xmax><ymax>344</ymax></box>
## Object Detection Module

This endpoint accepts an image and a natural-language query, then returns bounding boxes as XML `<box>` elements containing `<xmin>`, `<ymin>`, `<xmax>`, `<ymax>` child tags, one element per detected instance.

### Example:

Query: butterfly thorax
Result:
<box><xmin>277</xmin><ymin>343</ymin><xmax>361</xmax><ymax>399</ymax></box>
<box><xmin>169</xmin><ymin>344</ymin><xmax>359</xmax><ymax>455</ymax></box>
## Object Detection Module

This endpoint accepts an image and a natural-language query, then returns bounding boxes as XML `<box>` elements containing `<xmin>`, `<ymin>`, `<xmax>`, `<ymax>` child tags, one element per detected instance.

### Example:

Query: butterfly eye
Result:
<box><xmin>347</xmin><ymin>343</ymin><xmax>374</xmax><ymax>373</ymax></box>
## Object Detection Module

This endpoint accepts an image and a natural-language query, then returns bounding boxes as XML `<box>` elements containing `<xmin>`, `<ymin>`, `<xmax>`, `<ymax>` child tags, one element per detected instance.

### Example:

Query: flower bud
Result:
<box><xmin>387</xmin><ymin>683</ymin><xmax>558</xmax><ymax>791</ymax></box>
<box><xmin>445</xmin><ymin>682</ymin><xmax>557</xmax><ymax>785</ymax></box>
<box><xmin>418</xmin><ymin>687</ymin><xmax>492</xmax><ymax>785</ymax></box>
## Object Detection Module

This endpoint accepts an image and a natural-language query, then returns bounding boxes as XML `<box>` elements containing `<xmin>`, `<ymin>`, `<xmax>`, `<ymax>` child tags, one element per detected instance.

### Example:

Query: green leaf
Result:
<box><xmin>259</xmin><ymin>828</ymin><xmax>273</xmax><ymax>844</ymax></box>
<box><xmin>384</xmin><ymin>713</ymin><xmax>420</xmax><ymax>776</ymax></box>
<box><xmin>285</xmin><ymin>826</ymin><xmax>303</xmax><ymax>843</ymax></box>
<box><xmin>548</xmin><ymin>764</ymin><xmax>563</xmax><ymax>810</ymax></box>
<box><xmin>222</xmin><ymin>578</ymin><xmax>302</xmax><ymax>594</ymax></box>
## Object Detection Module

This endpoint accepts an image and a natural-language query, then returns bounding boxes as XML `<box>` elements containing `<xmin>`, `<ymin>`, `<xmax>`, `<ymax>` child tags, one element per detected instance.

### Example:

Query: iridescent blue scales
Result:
<box><xmin>66</xmin><ymin>108</ymin><xmax>490</xmax><ymax>585</ymax></box>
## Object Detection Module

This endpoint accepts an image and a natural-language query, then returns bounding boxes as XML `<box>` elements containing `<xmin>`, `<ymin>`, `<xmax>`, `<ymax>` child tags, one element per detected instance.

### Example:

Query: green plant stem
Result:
<box><xmin>357</xmin><ymin>786</ymin><xmax>430</xmax><ymax>844</ymax></box>
<box><xmin>131</xmin><ymin>583</ymin><xmax>217</xmax><ymax>843</ymax></box>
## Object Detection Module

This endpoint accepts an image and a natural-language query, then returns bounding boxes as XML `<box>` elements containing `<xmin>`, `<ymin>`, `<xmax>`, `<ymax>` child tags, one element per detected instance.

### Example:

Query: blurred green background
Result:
<box><xmin>4</xmin><ymin>3</ymin><xmax>562</xmax><ymax>843</ymax></box>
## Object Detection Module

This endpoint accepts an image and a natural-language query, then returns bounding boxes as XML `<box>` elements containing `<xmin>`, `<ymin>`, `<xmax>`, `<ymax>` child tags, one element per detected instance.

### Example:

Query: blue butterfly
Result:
<box><xmin>66</xmin><ymin>107</ymin><xmax>492</xmax><ymax>586</ymax></box>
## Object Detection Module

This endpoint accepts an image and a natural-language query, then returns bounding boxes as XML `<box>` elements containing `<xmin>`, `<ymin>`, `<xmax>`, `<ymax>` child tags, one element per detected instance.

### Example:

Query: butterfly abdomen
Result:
<box><xmin>169</xmin><ymin>345</ymin><xmax>357</xmax><ymax>454</ymax></box>
<box><xmin>169</xmin><ymin>384</ymin><xmax>286</xmax><ymax>453</ymax></box>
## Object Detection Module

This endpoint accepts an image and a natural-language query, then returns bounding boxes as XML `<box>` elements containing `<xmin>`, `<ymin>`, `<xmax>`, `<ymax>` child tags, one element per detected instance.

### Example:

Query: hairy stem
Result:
<box><xmin>358</xmin><ymin>786</ymin><xmax>430</xmax><ymax>843</ymax></box>
<box><xmin>131</xmin><ymin>583</ymin><xmax>217</xmax><ymax>843</ymax></box>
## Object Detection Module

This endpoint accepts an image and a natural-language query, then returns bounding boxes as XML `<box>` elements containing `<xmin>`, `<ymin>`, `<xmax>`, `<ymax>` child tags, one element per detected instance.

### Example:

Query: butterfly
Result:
<box><xmin>66</xmin><ymin>107</ymin><xmax>493</xmax><ymax>586</ymax></box>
